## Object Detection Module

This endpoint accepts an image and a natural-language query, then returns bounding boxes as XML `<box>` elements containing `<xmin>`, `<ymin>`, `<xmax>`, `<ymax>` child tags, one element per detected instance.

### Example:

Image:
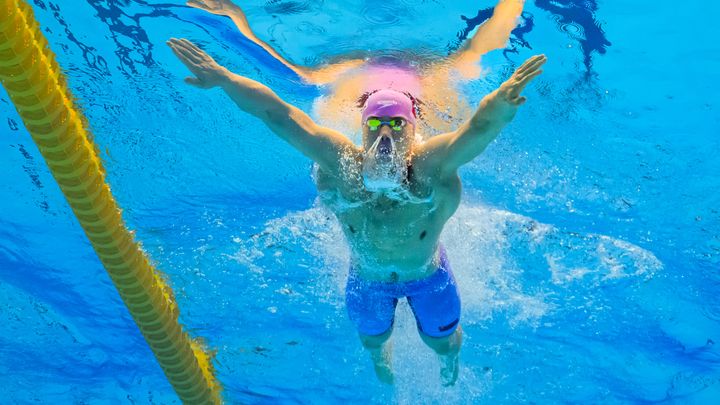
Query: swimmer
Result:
<box><xmin>184</xmin><ymin>0</ymin><xmax>528</xmax><ymax>134</ymax></box>
<box><xmin>169</xmin><ymin>0</ymin><xmax>546</xmax><ymax>386</ymax></box>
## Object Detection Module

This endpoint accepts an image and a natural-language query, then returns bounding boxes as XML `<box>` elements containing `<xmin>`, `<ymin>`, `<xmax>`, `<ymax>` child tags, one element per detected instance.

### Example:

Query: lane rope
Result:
<box><xmin>0</xmin><ymin>1</ymin><xmax>223</xmax><ymax>403</ymax></box>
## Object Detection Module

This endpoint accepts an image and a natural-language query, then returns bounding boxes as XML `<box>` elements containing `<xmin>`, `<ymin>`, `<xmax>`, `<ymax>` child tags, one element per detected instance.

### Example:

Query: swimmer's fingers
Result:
<box><xmin>515</xmin><ymin>54</ymin><xmax>545</xmax><ymax>73</ymax></box>
<box><xmin>167</xmin><ymin>39</ymin><xmax>198</xmax><ymax>66</ymax></box>
<box><xmin>168</xmin><ymin>40</ymin><xmax>205</xmax><ymax>71</ymax></box>
<box><xmin>513</xmin><ymin>55</ymin><xmax>538</xmax><ymax>76</ymax></box>
<box><xmin>503</xmin><ymin>69</ymin><xmax>542</xmax><ymax>102</ymax></box>
<box><xmin>167</xmin><ymin>39</ymin><xmax>223</xmax><ymax>88</ymax></box>
<box><xmin>178</xmin><ymin>40</ymin><xmax>208</xmax><ymax>64</ymax></box>
<box><xmin>515</xmin><ymin>68</ymin><xmax>543</xmax><ymax>90</ymax></box>
<box><xmin>520</xmin><ymin>55</ymin><xmax>547</xmax><ymax>76</ymax></box>
<box><xmin>499</xmin><ymin>67</ymin><xmax>544</xmax><ymax>105</ymax></box>
<box><xmin>170</xmin><ymin>38</ymin><xmax>218</xmax><ymax>69</ymax></box>
<box><xmin>168</xmin><ymin>37</ymin><xmax>200</xmax><ymax>57</ymax></box>
<box><xmin>514</xmin><ymin>54</ymin><xmax>546</xmax><ymax>78</ymax></box>
<box><xmin>500</xmin><ymin>55</ymin><xmax>546</xmax><ymax>103</ymax></box>
<box><xmin>184</xmin><ymin>76</ymin><xmax>209</xmax><ymax>88</ymax></box>
<box><xmin>502</xmin><ymin>93</ymin><xmax>527</xmax><ymax>106</ymax></box>
<box><xmin>167</xmin><ymin>37</ymin><xmax>196</xmax><ymax>56</ymax></box>
<box><xmin>177</xmin><ymin>38</ymin><xmax>215</xmax><ymax>64</ymax></box>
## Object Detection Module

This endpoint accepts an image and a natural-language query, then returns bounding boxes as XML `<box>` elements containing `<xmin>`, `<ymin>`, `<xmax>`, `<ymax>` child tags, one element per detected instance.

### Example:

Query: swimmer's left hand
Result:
<box><xmin>166</xmin><ymin>38</ymin><xmax>229</xmax><ymax>89</ymax></box>
<box><xmin>498</xmin><ymin>54</ymin><xmax>547</xmax><ymax>106</ymax></box>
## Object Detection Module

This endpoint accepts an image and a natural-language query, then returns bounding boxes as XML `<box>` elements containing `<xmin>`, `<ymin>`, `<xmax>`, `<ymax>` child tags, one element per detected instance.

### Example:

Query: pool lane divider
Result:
<box><xmin>0</xmin><ymin>1</ymin><xmax>223</xmax><ymax>403</ymax></box>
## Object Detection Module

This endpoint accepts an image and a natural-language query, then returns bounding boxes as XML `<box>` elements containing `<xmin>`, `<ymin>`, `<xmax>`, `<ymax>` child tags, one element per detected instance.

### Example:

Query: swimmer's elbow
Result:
<box><xmin>466</xmin><ymin>116</ymin><xmax>497</xmax><ymax>136</ymax></box>
<box><xmin>220</xmin><ymin>73</ymin><xmax>285</xmax><ymax>116</ymax></box>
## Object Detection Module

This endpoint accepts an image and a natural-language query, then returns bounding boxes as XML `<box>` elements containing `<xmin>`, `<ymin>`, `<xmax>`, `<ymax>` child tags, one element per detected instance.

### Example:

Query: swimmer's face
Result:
<box><xmin>360</xmin><ymin>116</ymin><xmax>415</xmax><ymax>191</ymax></box>
<box><xmin>362</xmin><ymin>116</ymin><xmax>415</xmax><ymax>159</ymax></box>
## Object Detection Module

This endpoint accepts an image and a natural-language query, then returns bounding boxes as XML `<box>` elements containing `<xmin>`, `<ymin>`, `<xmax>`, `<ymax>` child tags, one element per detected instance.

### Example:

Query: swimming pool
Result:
<box><xmin>1</xmin><ymin>0</ymin><xmax>719</xmax><ymax>403</ymax></box>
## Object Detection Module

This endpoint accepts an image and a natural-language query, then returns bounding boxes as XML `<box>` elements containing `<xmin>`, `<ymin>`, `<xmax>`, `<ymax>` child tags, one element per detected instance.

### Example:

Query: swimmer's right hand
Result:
<box><xmin>167</xmin><ymin>38</ymin><xmax>230</xmax><ymax>89</ymax></box>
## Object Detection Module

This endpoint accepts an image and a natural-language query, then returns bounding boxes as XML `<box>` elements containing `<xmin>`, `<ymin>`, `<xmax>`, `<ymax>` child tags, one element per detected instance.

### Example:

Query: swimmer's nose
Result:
<box><xmin>378</xmin><ymin>136</ymin><xmax>392</xmax><ymax>155</ymax></box>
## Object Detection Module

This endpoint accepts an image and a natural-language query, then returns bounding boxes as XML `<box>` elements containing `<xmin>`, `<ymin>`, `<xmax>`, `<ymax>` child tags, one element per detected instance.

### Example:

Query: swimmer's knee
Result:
<box><xmin>359</xmin><ymin>328</ymin><xmax>393</xmax><ymax>349</ymax></box>
<box><xmin>419</xmin><ymin>325</ymin><xmax>463</xmax><ymax>354</ymax></box>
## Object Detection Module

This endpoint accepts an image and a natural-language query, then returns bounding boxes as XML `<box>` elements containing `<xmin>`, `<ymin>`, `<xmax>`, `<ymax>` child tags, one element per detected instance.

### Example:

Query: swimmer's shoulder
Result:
<box><xmin>410</xmin><ymin>141</ymin><xmax>462</xmax><ymax>211</ymax></box>
<box><xmin>411</xmin><ymin>138</ymin><xmax>461</xmax><ymax>187</ymax></box>
<box><xmin>313</xmin><ymin>164</ymin><xmax>337</xmax><ymax>192</ymax></box>
<box><xmin>313</xmin><ymin>163</ymin><xmax>369</xmax><ymax>214</ymax></box>
<box><xmin>313</xmin><ymin>162</ymin><xmax>363</xmax><ymax>197</ymax></box>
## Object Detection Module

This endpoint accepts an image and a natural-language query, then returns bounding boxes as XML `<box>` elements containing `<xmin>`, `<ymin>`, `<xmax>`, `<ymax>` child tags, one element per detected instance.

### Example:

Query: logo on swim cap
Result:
<box><xmin>377</xmin><ymin>100</ymin><xmax>399</xmax><ymax>108</ymax></box>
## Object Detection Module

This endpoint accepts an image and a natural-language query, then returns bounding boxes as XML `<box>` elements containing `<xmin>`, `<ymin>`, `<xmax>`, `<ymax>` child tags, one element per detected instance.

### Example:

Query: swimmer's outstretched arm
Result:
<box><xmin>415</xmin><ymin>55</ymin><xmax>546</xmax><ymax>173</ymax></box>
<box><xmin>167</xmin><ymin>38</ymin><xmax>361</xmax><ymax>171</ymax></box>
<box><xmin>186</xmin><ymin>0</ymin><xmax>363</xmax><ymax>84</ymax></box>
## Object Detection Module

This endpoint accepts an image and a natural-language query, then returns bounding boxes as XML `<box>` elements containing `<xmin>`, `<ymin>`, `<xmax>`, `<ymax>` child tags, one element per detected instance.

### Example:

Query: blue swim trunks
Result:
<box><xmin>345</xmin><ymin>245</ymin><xmax>461</xmax><ymax>338</ymax></box>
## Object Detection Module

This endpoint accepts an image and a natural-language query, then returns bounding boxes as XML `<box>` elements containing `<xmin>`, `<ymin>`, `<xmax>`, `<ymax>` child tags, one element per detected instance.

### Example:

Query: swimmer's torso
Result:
<box><xmin>315</xmin><ymin>154</ymin><xmax>461</xmax><ymax>282</ymax></box>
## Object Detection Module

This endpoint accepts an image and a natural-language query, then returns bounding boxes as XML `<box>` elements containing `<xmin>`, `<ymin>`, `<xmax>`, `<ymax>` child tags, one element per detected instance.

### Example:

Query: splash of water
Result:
<box><xmin>230</xmin><ymin>200</ymin><xmax>661</xmax><ymax>323</ymax></box>
<box><xmin>361</xmin><ymin>135</ymin><xmax>408</xmax><ymax>192</ymax></box>
<box><xmin>227</xmin><ymin>200</ymin><xmax>661</xmax><ymax>398</ymax></box>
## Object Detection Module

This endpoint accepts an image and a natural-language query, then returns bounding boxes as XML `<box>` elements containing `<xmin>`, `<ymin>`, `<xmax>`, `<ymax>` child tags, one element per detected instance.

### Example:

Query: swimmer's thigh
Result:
<box><xmin>407</xmin><ymin>268</ymin><xmax>461</xmax><ymax>338</ymax></box>
<box><xmin>345</xmin><ymin>276</ymin><xmax>398</xmax><ymax>336</ymax></box>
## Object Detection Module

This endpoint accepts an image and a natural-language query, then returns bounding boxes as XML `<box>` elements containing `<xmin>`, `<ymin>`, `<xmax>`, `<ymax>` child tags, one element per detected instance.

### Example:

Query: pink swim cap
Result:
<box><xmin>361</xmin><ymin>89</ymin><xmax>416</xmax><ymax>126</ymax></box>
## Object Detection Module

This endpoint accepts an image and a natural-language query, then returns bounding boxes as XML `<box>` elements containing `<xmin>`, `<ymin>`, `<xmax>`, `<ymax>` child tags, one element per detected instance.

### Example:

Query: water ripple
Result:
<box><xmin>263</xmin><ymin>0</ymin><xmax>314</xmax><ymax>15</ymax></box>
<box><xmin>360</xmin><ymin>4</ymin><xmax>402</xmax><ymax>27</ymax></box>
<box><xmin>535</xmin><ymin>0</ymin><xmax>612</xmax><ymax>74</ymax></box>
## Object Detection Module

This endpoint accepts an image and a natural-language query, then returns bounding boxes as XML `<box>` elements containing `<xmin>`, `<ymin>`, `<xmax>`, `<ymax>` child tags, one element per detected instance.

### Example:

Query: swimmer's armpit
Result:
<box><xmin>187</xmin><ymin>0</ymin><xmax>363</xmax><ymax>85</ymax></box>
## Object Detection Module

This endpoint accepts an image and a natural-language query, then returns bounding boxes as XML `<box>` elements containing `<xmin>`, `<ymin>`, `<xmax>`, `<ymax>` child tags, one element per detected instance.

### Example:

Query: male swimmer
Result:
<box><xmin>169</xmin><ymin>0</ymin><xmax>545</xmax><ymax>386</ymax></box>
<box><xmin>184</xmin><ymin>0</ymin><xmax>529</xmax><ymax>133</ymax></box>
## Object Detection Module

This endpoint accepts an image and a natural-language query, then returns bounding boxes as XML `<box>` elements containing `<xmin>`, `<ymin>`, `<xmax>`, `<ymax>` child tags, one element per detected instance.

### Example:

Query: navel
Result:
<box><xmin>419</xmin><ymin>230</ymin><xmax>426</xmax><ymax>240</ymax></box>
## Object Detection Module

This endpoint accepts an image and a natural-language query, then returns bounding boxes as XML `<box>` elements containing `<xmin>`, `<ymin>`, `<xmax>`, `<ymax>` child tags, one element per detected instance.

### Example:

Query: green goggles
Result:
<box><xmin>366</xmin><ymin>117</ymin><xmax>406</xmax><ymax>132</ymax></box>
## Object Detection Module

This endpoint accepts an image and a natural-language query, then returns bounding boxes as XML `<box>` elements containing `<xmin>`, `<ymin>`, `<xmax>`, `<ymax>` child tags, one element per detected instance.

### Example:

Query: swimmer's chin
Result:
<box><xmin>362</xmin><ymin>173</ymin><xmax>408</xmax><ymax>194</ymax></box>
<box><xmin>374</xmin><ymin>153</ymin><xmax>393</xmax><ymax>166</ymax></box>
<box><xmin>366</xmin><ymin>184</ymin><xmax>403</xmax><ymax>194</ymax></box>
<box><xmin>362</xmin><ymin>164</ymin><xmax>404</xmax><ymax>190</ymax></box>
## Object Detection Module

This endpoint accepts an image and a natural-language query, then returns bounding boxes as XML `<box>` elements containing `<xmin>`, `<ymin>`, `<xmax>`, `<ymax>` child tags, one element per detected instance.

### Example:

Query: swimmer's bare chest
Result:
<box><xmin>315</xmin><ymin>159</ymin><xmax>462</xmax><ymax>281</ymax></box>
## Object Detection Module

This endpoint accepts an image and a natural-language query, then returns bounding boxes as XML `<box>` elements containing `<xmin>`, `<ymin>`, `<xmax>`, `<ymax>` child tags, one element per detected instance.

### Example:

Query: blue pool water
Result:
<box><xmin>1</xmin><ymin>0</ymin><xmax>719</xmax><ymax>403</ymax></box>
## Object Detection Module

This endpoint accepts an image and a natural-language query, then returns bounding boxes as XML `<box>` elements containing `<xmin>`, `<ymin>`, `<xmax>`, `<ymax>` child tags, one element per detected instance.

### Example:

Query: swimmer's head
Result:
<box><xmin>361</xmin><ymin>89</ymin><xmax>417</xmax><ymax>128</ymax></box>
<box><xmin>358</xmin><ymin>89</ymin><xmax>419</xmax><ymax>192</ymax></box>
<box><xmin>358</xmin><ymin>89</ymin><xmax>418</xmax><ymax>152</ymax></box>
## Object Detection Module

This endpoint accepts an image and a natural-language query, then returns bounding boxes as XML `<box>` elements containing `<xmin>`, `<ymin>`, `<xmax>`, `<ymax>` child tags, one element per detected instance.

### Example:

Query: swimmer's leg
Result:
<box><xmin>186</xmin><ymin>0</ymin><xmax>363</xmax><ymax>84</ymax></box>
<box><xmin>420</xmin><ymin>326</ymin><xmax>463</xmax><ymax>386</ymax></box>
<box><xmin>445</xmin><ymin>0</ymin><xmax>525</xmax><ymax>79</ymax></box>
<box><xmin>359</xmin><ymin>328</ymin><xmax>395</xmax><ymax>385</ymax></box>
<box><xmin>407</xmin><ymin>245</ymin><xmax>463</xmax><ymax>385</ymax></box>
<box><xmin>346</xmin><ymin>274</ymin><xmax>398</xmax><ymax>384</ymax></box>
